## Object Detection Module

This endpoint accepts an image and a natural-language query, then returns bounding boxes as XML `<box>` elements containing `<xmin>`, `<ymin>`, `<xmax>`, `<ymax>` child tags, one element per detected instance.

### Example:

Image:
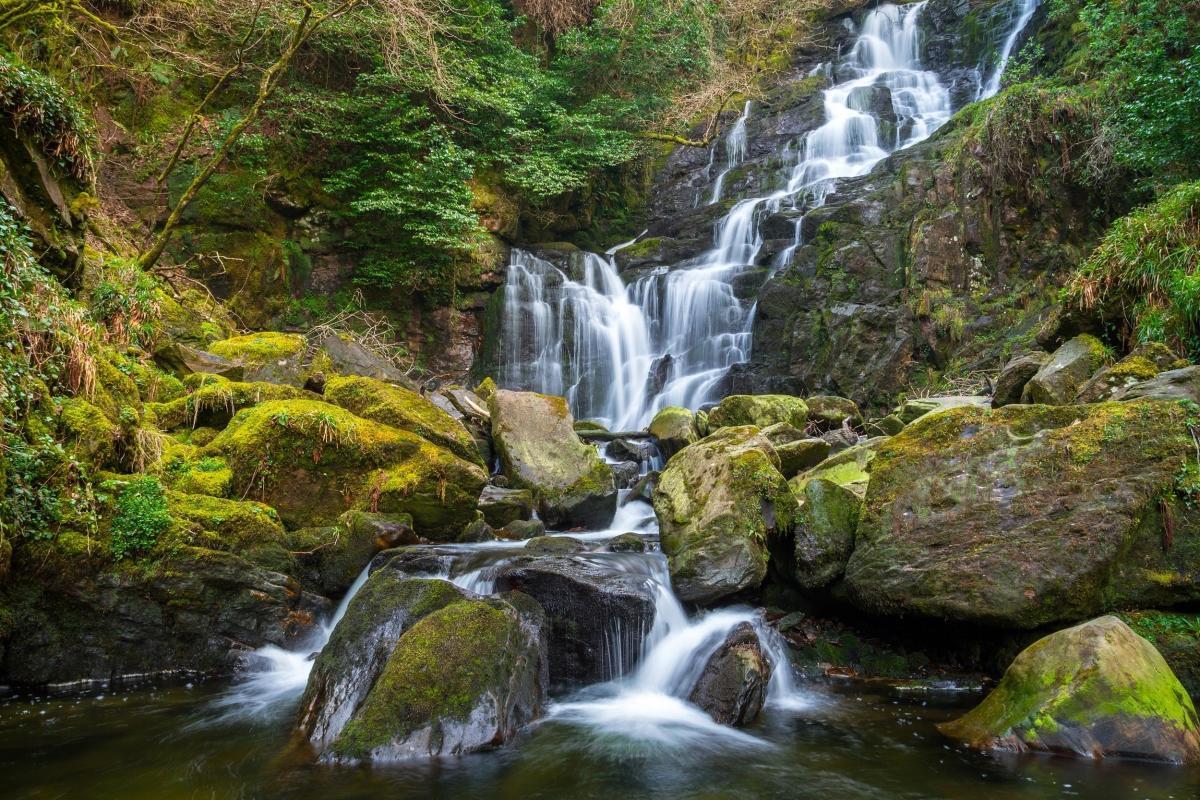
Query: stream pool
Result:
<box><xmin>3</xmin><ymin>679</ymin><xmax>1197</xmax><ymax>799</ymax></box>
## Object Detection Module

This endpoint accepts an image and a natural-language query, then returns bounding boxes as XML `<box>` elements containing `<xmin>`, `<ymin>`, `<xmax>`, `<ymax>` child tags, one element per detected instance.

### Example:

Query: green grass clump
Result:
<box><xmin>109</xmin><ymin>476</ymin><xmax>171</xmax><ymax>560</ymax></box>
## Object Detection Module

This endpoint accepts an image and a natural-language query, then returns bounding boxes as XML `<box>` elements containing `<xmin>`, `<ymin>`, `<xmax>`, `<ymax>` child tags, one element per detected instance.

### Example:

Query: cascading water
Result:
<box><xmin>496</xmin><ymin>3</ymin><xmax>957</xmax><ymax>429</ymax></box>
<box><xmin>976</xmin><ymin>0</ymin><xmax>1041</xmax><ymax>99</ymax></box>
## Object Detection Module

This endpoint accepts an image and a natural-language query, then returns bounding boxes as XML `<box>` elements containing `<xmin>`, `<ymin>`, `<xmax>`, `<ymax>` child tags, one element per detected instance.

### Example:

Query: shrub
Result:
<box><xmin>109</xmin><ymin>475</ymin><xmax>171</xmax><ymax>559</ymax></box>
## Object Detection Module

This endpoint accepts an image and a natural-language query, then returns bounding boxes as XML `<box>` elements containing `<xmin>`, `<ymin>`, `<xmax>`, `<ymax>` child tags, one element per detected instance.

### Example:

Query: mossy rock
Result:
<box><xmin>323</xmin><ymin>587</ymin><xmax>547</xmax><ymax>762</ymax></box>
<box><xmin>1075</xmin><ymin>352</ymin><xmax>1164</xmax><ymax>403</ymax></box>
<box><xmin>58</xmin><ymin>397</ymin><xmax>120</xmax><ymax>467</ymax></box>
<box><xmin>489</xmin><ymin>390</ymin><xmax>616</xmax><ymax>529</ymax></box>
<box><xmin>789</xmin><ymin>436</ymin><xmax>886</xmax><ymax>498</ymax></box>
<box><xmin>289</xmin><ymin>511</ymin><xmax>416</xmax><ymax>596</ymax></box>
<box><xmin>324</xmin><ymin>376</ymin><xmax>482</xmax><ymax>467</ymax></box>
<box><xmin>784</xmin><ymin>477</ymin><xmax>862</xmax><ymax>590</ymax></box>
<box><xmin>804</xmin><ymin>395</ymin><xmax>863</xmax><ymax>430</ymax></box>
<box><xmin>147</xmin><ymin>380</ymin><xmax>315</xmax><ymax>431</ymax></box>
<box><xmin>652</xmin><ymin>426</ymin><xmax>799</xmax><ymax>604</ymax></box>
<box><xmin>845</xmin><ymin>401</ymin><xmax>1200</xmax><ymax>628</ymax></box>
<box><xmin>165</xmin><ymin>491</ymin><xmax>292</xmax><ymax>573</ymax></box>
<box><xmin>1121</xmin><ymin>611</ymin><xmax>1200</xmax><ymax>701</ymax></box>
<box><xmin>1021</xmin><ymin>334</ymin><xmax>1110</xmax><ymax>405</ymax></box>
<box><xmin>170</xmin><ymin>456</ymin><xmax>233</xmax><ymax>497</ymax></box>
<box><xmin>648</xmin><ymin>406</ymin><xmax>698</xmax><ymax>458</ymax></box>
<box><xmin>208</xmin><ymin>332</ymin><xmax>309</xmax><ymax>387</ymax></box>
<box><xmin>524</xmin><ymin>535</ymin><xmax>587</xmax><ymax>555</ymax></box>
<box><xmin>708</xmin><ymin>395</ymin><xmax>808</xmax><ymax>431</ymax></box>
<box><xmin>939</xmin><ymin>616</ymin><xmax>1200</xmax><ymax>763</ymax></box>
<box><xmin>774</xmin><ymin>438</ymin><xmax>832</xmax><ymax>477</ymax></box>
<box><xmin>204</xmin><ymin>399</ymin><xmax>485</xmax><ymax>536</ymax></box>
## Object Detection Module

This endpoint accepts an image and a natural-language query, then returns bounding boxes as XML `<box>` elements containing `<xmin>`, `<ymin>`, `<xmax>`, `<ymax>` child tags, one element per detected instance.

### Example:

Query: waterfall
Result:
<box><xmin>496</xmin><ymin>1</ymin><xmax>1029</xmax><ymax>429</ymax></box>
<box><xmin>977</xmin><ymin>0</ymin><xmax>1041</xmax><ymax>99</ymax></box>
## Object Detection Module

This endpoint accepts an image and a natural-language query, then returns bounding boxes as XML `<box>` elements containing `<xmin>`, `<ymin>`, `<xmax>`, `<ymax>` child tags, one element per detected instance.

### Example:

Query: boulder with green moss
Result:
<box><xmin>153</xmin><ymin>342</ymin><xmax>244</xmax><ymax>381</ymax></box>
<box><xmin>939</xmin><ymin>616</ymin><xmax>1200</xmax><ymax>763</ymax></box>
<box><xmin>1122</xmin><ymin>366</ymin><xmax>1200</xmax><ymax>405</ymax></box>
<box><xmin>289</xmin><ymin>511</ymin><xmax>418</xmax><ymax>596</ymax></box>
<box><xmin>774</xmin><ymin>438</ymin><xmax>832</xmax><ymax>477</ymax></box>
<box><xmin>58</xmin><ymin>397</ymin><xmax>120</xmax><ymax>467</ymax></box>
<box><xmin>302</xmin><ymin>573</ymin><xmax>548</xmax><ymax>763</ymax></box>
<box><xmin>147</xmin><ymin>380</ymin><xmax>315</xmax><ymax>431</ymax></box>
<box><xmin>777</xmin><ymin>477</ymin><xmax>862</xmax><ymax>590</ymax></box>
<box><xmin>168</xmin><ymin>456</ymin><xmax>232</xmax><ymax>497</ymax></box>
<box><xmin>844</xmin><ymin>401</ymin><xmax>1200</xmax><ymax>628</ymax></box>
<box><xmin>804</xmin><ymin>396</ymin><xmax>863</xmax><ymax>430</ymax></box>
<box><xmin>893</xmin><ymin>395</ymin><xmax>990</xmax><ymax>424</ymax></box>
<box><xmin>648</xmin><ymin>406</ymin><xmax>698</xmax><ymax>458</ymax></box>
<box><xmin>166</xmin><ymin>490</ymin><xmax>294</xmax><ymax>574</ymax></box>
<box><xmin>1021</xmin><ymin>334</ymin><xmax>1110</xmax><ymax>405</ymax></box>
<box><xmin>707</xmin><ymin>394</ymin><xmax>808</xmax><ymax>431</ymax></box>
<box><xmin>324</xmin><ymin>376</ymin><xmax>482</xmax><ymax>466</ymax></box>
<box><xmin>1075</xmin><ymin>344</ymin><xmax>1172</xmax><ymax>403</ymax></box>
<box><xmin>489</xmin><ymin>390</ymin><xmax>616</xmax><ymax>528</ymax></box>
<box><xmin>652</xmin><ymin>426</ymin><xmax>799</xmax><ymax>604</ymax></box>
<box><xmin>478</xmin><ymin>485</ymin><xmax>533</xmax><ymax>528</ymax></box>
<box><xmin>1121</xmin><ymin>611</ymin><xmax>1200</xmax><ymax>700</ymax></box>
<box><xmin>207</xmin><ymin>332</ymin><xmax>308</xmax><ymax>386</ymax></box>
<box><xmin>205</xmin><ymin>399</ymin><xmax>485</xmax><ymax>535</ymax></box>
<box><xmin>789</xmin><ymin>436</ymin><xmax>886</xmax><ymax>498</ymax></box>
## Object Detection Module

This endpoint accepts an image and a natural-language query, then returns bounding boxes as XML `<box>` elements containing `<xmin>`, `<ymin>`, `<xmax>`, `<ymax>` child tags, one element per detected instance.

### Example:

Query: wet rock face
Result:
<box><xmin>688</xmin><ymin>622</ymin><xmax>771</xmax><ymax>727</ymax></box>
<box><xmin>939</xmin><ymin>616</ymin><xmax>1200</xmax><ymax>764</ymax></box>
<box><xmin>1021</xmin><ymin>334</ymin><xmax>1109</xmax><ymax>405</ymax></box>
<box><xmin>489</xmin><ymin>389</ymin><xmax>617</xmax><ymax>529</ymax></box>
<box><xmin>652</xmin><ymin>426</ymin><xmax>799</xmax><ymax>605</ymax></box>
<box><xmin>300</xmin><ymin>573</ymin><xmax>548</xmax><ymax>763</ymax></box>
<box><xmin>992</xmin><ymin>351</ymin><xmax>1049</xmax><ymax>407</ymax></box>
<box><xmin>844</xmin><ymin>401</ymin><xmax>1200</xmax><ymax>629</ymax></box>
<box><xmin>496</xmin><ymin>555</ymin><xmax>657</xmax><ymax>685</ymax></box>
<box><xmin>477</xmin><ymin>485</ymin><xmax>534</xmax><ymax>528</ymax></box>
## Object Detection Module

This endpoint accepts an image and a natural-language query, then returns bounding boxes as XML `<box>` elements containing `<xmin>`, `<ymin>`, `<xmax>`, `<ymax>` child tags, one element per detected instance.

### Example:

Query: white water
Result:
<box><xmin>497</xmin><ymin>3</ymin><xmax>958</xmax><ymax>429</ymax></box>
<box><xmin>977</xmin><ymin>0</ymin><xmax>1041</xmax><ymax>99</ymax></box>
<box><xmin>206</xmin><ymin>565</ymin><xmax>372</xmax><ymax>722</ymax></box>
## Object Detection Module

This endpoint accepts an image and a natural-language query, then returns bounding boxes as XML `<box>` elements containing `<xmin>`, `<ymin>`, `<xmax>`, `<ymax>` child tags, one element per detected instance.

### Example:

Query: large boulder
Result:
<box><xmin>939</xmin><ymin>616</ymin><xmax>1200</xmax><ymax>764</ymax></box>
<box><xmin>844</xmin><ymin>402</ymin><xmax>1200</xmax><ymax>628</ymax></box>
<box><xmin>648</xmin><ymin>406</ymin><xmax>698</xmax><ymax>458</ymax></box>
<box><xmin>1020</xmin><ymin>334</ymin><xmax>1109</xmax><ymax>405</ymax></box>
<box><xmin>207</xmin><ymin>332</ymin><xmax>308</xmax><ymax>387</ymax></box>
<box><xmin>774</xmin><ymin>438</ymin><xmax>832</xmax><ymax>477</ymax></box>
<box><xmin>489</xmin><ymin>390</ymin><xmax>616</xmax><ymax>529</ymax></box>
<box><xmin>289</xmin><ymin>511</ymin><xmax>418</xmax><ymax>596</ymax></box>
<box><xmin>307</xmin><ymin>329</ymin><xmax>412</xmax><ymax>387</ymax></box>
<box><xmin>893</xmin><ymin>395</ymin><xmax>989</xmax><ymax>425</ymax></box>
<box><xmin>804</xmin><ymin>395</ymin><xmax>863</xmax><ymax>430</ymax></box>
<box><xmin>301</xmin><ymin>573</ymin><xmax>548</xmax><ymax>762</ymax></box>
<box><xmin>991</xmin><ymin>352</ymin><xmax>1049</xmax><ymax>407</ymax></box>
<box><xmin>688</xmin><ymin>622</ymin><xmax>771</xmax><ymax>727</ymax></box>
<box><xmin>324</xmin><ymin>375</ymin><xmax>483</xmax><ymax>467</ymax></box>
<box><xmin>708</xmin><ymin>394</ymin><xmax>808</xmax><ymax>431</ymax></box>
<box><xmin>205</xmin><ymin>399</ymin><xmax>485</xmax><ymax>536</ymax></box>
<box><xmin>1075</xmin><ymin>349</ymin><xmax>1167</xmax><ymax>404</ymax></box>
<box><xmin>496</xmin><ymin>556</ymin><xmax>657</xmax><ymax>684</ymax></box>
<box><xmin>652</xmin><ymin>426</ymin><xmax>799</xmax><ymax>604</ymax></box>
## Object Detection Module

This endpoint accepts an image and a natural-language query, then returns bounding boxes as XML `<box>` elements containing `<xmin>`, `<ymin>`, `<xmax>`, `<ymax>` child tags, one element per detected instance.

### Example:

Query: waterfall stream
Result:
<box><xmin>496</xmin><ymin>2</ymin><xmax>956</xmax><ymax>429</ymax></box>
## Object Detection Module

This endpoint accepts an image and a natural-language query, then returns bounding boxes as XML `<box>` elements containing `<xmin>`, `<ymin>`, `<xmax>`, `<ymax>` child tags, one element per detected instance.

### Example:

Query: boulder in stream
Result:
<box><xmin>648</xmin><ymin>406</ymin><xmax>698</xmax><ymax>458</ymax></box>
<box><xmin>489</xmin><ymin>390</ymin><xmax>617</xmax><ymax>528</ymax></box>
<box><xmin>477</xmin><ymin>485</ymin><xmax>534</xmax><ymax>528</ymax></box>
<box><xmin>652</xmin><ymin>426</ymin><xmax>799</xmax><ymax>604</ymax></box>
<box><xmin>939</xmin><ymin>616</ymin><xmax>1200</xmax><ymax>764</ymax></box>
<box><xmin>688</xmin><ymin>622</ymin><xmax>771</xmax><ymax>727</ymax></box>
<box><xmin>300</xmin><ymin>571</ymin><xmax>548</xmax><ymax>762</ymax></box>
<box><xmin>707</xmin><ymin>394</ymin><xmax>808</xmax><ymax>431</ymax></box>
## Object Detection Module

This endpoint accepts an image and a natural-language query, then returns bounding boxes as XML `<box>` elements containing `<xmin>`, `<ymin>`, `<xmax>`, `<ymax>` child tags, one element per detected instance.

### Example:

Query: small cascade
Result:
<box><xmin>709</xmin><ymin>100</ymin><xmax>752</xmax><ymax>204</ymax></box>
<box><xmin>206</xmin><ymin>565</ymin><xmax>372</xmax><ymax>721</ymax></box>
<box><xmin>977</xmin><ymin>0</ymin><xmax>1041</xmax><ymax>99</ymax></box>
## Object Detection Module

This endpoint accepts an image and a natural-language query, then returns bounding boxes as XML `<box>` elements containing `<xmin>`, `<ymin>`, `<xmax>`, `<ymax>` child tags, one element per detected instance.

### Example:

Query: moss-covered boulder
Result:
<box><xmin>1021</xmin><ymin>334</ymin><xmax>1109</xmax><ymax>405</ymax></box>
<box><xmin>205</xmin><ymin>399</ymin><xmax>485</xmax><ymax>536</ymax></box>
<box><xmin>307</xmin><ymin>575</ymin><xmax>548</xmax><ymax>763</ymax></box>
<box><xmin>166</xmin><ymin>491</ymin><xmax>293</xmax><ymax>574</ymax></box>
<box><xmin>1075</xmin><ymin>345</ymin><xmax>1170</xmax><ymax>403</ymax></box>
<box><xmin>789</xmin><ymin>436</ymin><xmax>886</xmax><ymax>498</ymax></box>
<box><xmin>58</xmin><ymin>397</ymin><xmax>120</xmax><ymax>467</ymax></box>
<box><xmin>324</xmin><ymin>376</ymin><xmax>483</xmax><ymax>467</ymax></box>
<box><xmin>289</xmin><ymin>511</ymin><xmax>417</xmax><ymax>596</ymax></box>
<box><xmin>648</xmin><ymin>405</ymin><xmax>697</xmax><ymax>458</ymax></box>
<box><xmin>1121</xmin><ymin>611</ymin><xmax>1200</xmax><ymax>701</ymax></box>
<box><xmin>844</xmin><ymin>401</ymin><xmax>1200</xmax><ymax>628</ymax></box>
<box><xmin>207</xmin><ymin>332</ymin><xmax>308</xmax><ymax>387</ymax></box>
<box><xmin>652</xmin><ymin>426</ymin><xmax>799</xmax><ymax>604</ymax></box>
<box><xmin>992</xmin><ymin>352</ymin><xmax>1049</xmax><ymax>407</ymax></box>
<box><xmin>775</xmin><ymin>438</ymin><xmax>832</xmax><ymax>477</ymax></box>
<box><xmin>893</xmin><ymin>395</ymin><xmax>990</xmax><ymax>424</ymax></box>
<box><xmin>707</xmin><ymin>394</ymin><xmax>808</xmax><ymax>431</ymax></box>
<box><xmin>939</xmin><ymin>616</ymin><xmax>1200</xmax><ymax>763</ymax></box>
<box><xmin>782</xmin><ymin>477</ymin><xmax>863</xmax><ymax>590</ymax></box>
<box><xmin>147</xmin><ymin>379</ymin><xmax>315</xmax><ymax>431</ymax></box>
<box><xmin>1122</xmin><ymin>366</ymin><xmax>1200</xmax><ymax>405</ymax></box>
<box><xmin>804</xmin><ymin>395</ymin><xmax>863</xmax><ymax>430</ymax></box>
<box><xmin>489</xmin><ymin>390</ymin><xmax>616</xmax><ymax>529</ymax></box>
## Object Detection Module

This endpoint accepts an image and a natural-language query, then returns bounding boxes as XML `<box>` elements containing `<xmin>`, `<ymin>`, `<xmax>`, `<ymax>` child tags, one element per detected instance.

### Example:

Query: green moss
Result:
<box><xmin>708</xmin><ymin>394</ymin><xmax>808</xmax><ymax>431</ymax></box>
<box><xmin>324</xmin><ymin>376</ymin><xmax>482</xmax><ymax>466</ymax></box>
<box><xmin>58</xmin><ymin>397</ymin><xmax>120</xmax><ymax>467</ymax></box>
<box><xmin>331</xmin><ymin>598</ymin><xmax>518</xmax><ymax>758</ymax></box>
<box><xmin>147</xmin><ymin>380</ymin><xmax>314</xmax><ymax>431</ymax></box>
<box><xmin>208</xmin><ymin>332</ymin><xmax>306</xmax><ymax>366</ymax></box>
